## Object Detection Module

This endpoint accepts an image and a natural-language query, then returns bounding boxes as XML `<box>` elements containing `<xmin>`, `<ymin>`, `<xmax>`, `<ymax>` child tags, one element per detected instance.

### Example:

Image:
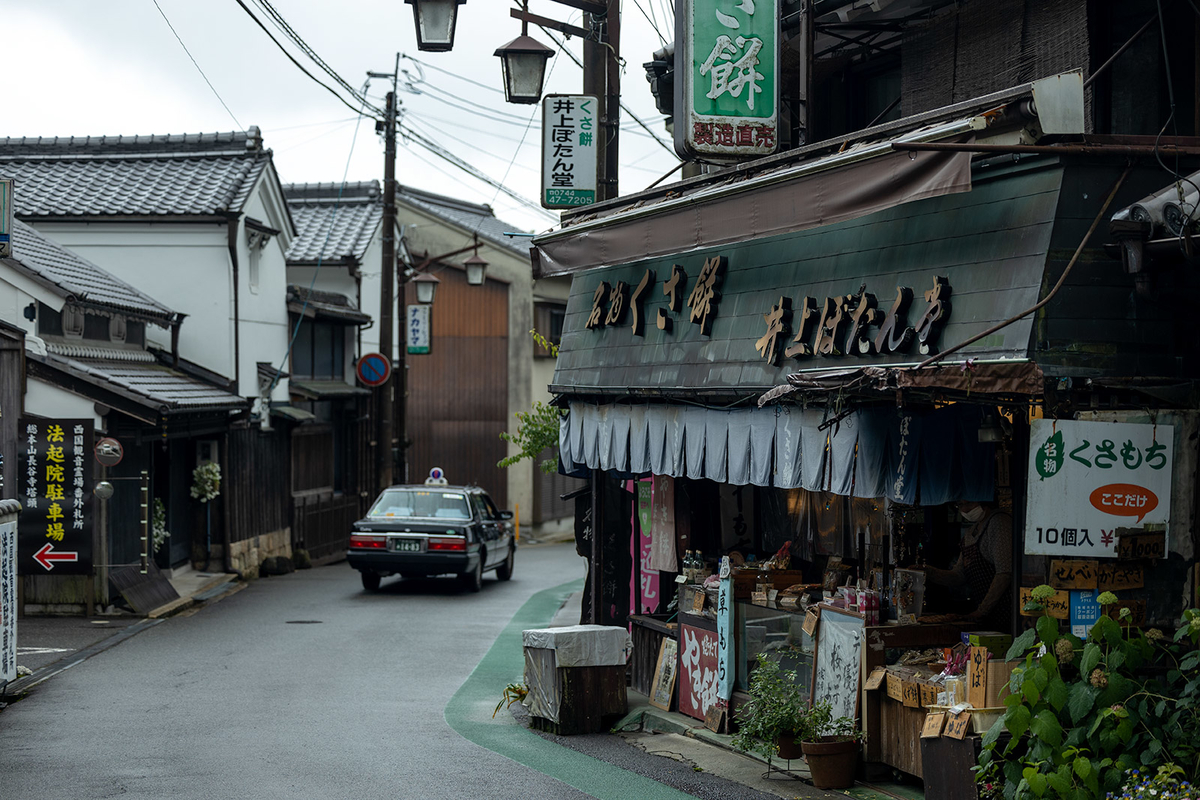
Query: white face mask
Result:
<box><xmin>961</xmin><ymin>505</ymin><xmax>985</xmax><ymax>522</ymax></box>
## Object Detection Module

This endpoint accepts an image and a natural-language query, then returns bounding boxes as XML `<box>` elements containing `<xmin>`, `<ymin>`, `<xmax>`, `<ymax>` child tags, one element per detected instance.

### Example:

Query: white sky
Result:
<box><xmin>2</xmin><ymin>0</ymin><xmax>679</xmax><ymax>234</ymax></box>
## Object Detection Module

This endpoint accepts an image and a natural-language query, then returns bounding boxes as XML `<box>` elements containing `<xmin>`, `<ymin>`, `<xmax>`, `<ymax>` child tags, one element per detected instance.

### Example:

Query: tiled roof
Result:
<box><xmin>287</xmin><ymin>285</ymin><xmax>371</xmax><ymax>325</ymax></box>
<box><xmin>31</xmin><ymin>350</ymin><xmax>249</xmax><ymax>415</ymax></box>
<box><xmin>289</xmin><ymin>379</ymin><xmax>369</xmax><ymax>400</ymax></box>
<box><xmin>283</xmin><ymin>181</ymin><xmax>383</xmax><ymax>264</ymax></box>
<box><xmin>5</xmin><ymin>219</ymin><xmax>176</xmax><ymax>322</ymax></box>
<box><xmin>0</xmin><ymin>129</ymin><xmax>270</xmax><ymax>218</ymax></box>
<box><xmin>397</xmin><ymin>185</ymin><xmax>529</xmax><ymax>257</ymax></box>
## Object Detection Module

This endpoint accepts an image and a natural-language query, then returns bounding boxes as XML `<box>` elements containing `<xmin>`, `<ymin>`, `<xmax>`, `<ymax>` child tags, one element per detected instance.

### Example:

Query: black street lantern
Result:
<box><xmin>463</xmin><ymin>252</ymin><xmax>488</xmax><ymax>286</ymax></box>
<box><xmin>404</xmin><ymin>0</ymin><xmax>466</xmax><ymax>52</ymax></box>
<box><xmin>494</xmin><ymin>34</ymin><xmax>556</xmax><ymax>105</ymax></box>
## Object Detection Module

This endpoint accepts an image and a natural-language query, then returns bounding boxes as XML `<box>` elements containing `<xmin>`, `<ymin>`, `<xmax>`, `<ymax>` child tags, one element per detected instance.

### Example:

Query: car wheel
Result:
<box><xmin>361</xmin><ymin>571</ymin><xmax>381</xmax><ymax>591</ymax></box>
<box><xmin>460</xmin><ymin>557</ymin><xmax>483</xmax><ymax>593</ymax></box>
<box><xmin>496</xmin><ymin>544</ymin><xmax>515</xmax><ymax>581</ymax></box>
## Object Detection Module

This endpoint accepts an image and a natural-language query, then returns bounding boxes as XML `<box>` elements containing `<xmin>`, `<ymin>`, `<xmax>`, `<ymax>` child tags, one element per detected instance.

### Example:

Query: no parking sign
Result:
<box><xmin>356</xmin><ymin>353</ymin><xmax>391</xmax><ymax>387</ymax></box>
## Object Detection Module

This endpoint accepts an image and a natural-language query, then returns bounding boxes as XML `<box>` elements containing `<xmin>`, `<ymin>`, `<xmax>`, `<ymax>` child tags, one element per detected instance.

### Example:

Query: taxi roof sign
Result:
<box><xmin>425</xmin><ymin>467</ymin><xmax>447</xmax><ymax>485</ymax></box>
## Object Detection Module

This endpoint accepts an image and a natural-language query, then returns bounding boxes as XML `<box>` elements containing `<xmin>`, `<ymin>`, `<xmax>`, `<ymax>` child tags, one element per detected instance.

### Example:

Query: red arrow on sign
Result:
<box><xmin>33</xmin><ymin>543</ymin><xmax>79</xmax><ymax>571</ymax></box>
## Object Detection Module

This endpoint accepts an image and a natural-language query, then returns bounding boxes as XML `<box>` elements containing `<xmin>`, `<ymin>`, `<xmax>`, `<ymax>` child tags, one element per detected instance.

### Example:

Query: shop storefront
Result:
<box><xmin>535</xmin><ymin>80</ymin><xmax>1200</xmax><ymax>789</ymax></box>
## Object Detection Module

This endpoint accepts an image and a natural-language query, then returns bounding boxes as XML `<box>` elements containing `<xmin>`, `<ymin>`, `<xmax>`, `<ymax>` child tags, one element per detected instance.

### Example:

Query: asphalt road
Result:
<box><xmin>0</xmin><ymin>543</ymin><xmax>785</xmax><ymax>800</ymax></box>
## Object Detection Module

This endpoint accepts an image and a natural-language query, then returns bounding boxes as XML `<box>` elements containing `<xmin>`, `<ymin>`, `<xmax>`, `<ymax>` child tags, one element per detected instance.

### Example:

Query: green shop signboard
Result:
<box><xmin>675</xmin><ymin>0</ymin><xmax>779</xmax><ymax>161</ymax></box>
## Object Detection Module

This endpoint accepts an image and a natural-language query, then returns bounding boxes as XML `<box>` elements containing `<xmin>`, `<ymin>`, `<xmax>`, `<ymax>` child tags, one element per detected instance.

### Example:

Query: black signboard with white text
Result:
<box><xmin>18</xmin><ymin>418</ymin><xmax>93</xmax><ymax>575</ymax></box>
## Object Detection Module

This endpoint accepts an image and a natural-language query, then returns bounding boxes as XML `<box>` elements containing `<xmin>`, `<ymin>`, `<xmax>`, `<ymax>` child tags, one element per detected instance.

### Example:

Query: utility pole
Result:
<box><xmin>373</xmin><ymin>60</ymin><xmax>400</xmax><ymax>493</ymax></box>
<box><xmin>582</xmin><ymin>0</ymin><xmax>620</xmax><ymax>201</ymax></box>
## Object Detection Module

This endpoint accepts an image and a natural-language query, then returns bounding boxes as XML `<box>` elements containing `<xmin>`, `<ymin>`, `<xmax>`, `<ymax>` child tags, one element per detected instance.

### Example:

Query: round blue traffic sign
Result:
<box><xmin>356</xmin><ymin>352</ymin><xmax>391</xmax><ymax>387</ymax></box>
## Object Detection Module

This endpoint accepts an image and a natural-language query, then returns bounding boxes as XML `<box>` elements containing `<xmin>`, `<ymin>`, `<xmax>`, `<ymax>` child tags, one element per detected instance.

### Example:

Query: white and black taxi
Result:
<box><xmin>347</xmin><ymin>469</ymin><xmax>516</xmax><ymax>592</ymax></box>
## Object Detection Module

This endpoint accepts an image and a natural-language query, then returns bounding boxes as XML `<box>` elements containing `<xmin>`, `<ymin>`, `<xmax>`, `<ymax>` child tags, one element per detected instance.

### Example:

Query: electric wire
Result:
<box><xmin>400</xmin><ymin>53</ymin><xmax>505</xmax><ymax>95</ymax></box>
<box><xmin>233</xmin><ymin>0</ymin><xmax>383</xmax><ymax>119</ymax></box>
<box><xmin>537</xmin><ymin>27</ymin><xmax>676</xmax><ymax>155</ymax></box>
<box><xmin>249</xmin><ymin>0</ymin><xmax>379</xmax><ymax>113</ymax></box>
<box><xmin>153</xmin><ymin>0</ymin><xmax>244</xmax><ymax>129</ymax></box>
<box><xmin>633</xmin><ymin>0</ymin><xmax>668</xmax><ymax>45</ymax></box>
<box><xmin>487</xmin><ymin>40</ymin><xmax>561</xmax><ymax>211</ymax></box>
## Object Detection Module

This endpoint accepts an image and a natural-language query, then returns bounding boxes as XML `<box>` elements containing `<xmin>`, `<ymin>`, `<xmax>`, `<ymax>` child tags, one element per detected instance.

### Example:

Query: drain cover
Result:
<box><xmin>285</xmin><ymin>620</ymin><xmax>323</xmax><ymax>624</ymax></box>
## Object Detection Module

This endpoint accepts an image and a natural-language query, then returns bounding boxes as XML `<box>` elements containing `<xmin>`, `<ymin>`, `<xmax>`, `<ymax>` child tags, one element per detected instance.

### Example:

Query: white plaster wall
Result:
<box><xmin>24</xmin><ymin>376</ymin><xmax>103</xmax><ymax>430</ymax></box>
<box><xmin>0</xmin><ymin>270</ymin><xmax>62</xmax><ymax>337</ymax></box>
<box><xmin>24</xmin><ymin>221</ymin><xmax>232</xmax><ymax>374</ymax></box>
<box><xmin>240</xmin><ymin>185</ymin><xmax>294</xmax><ymax>403</ymax></box>
<box><xmin>286</xmin><ymin>264</ymin><xmax>363</xmax><ymax>384</ymax></box>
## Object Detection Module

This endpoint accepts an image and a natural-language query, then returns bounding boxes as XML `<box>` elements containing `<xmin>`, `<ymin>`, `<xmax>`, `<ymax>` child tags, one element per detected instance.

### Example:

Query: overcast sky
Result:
<box><xmin>3</xmin><ymin>0</ymin><xmax>678</xmax><ymax>234</ymax></box>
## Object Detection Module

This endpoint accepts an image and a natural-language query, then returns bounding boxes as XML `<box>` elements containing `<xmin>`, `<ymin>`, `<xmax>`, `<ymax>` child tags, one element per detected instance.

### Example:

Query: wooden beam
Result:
<box><xmin>510</xmin><ymin>8</ymin><xmax>589</xmax><ymax>39</ymax></box>
<box><xmin>546</xmin><ymin>0</ymin><xmax>607</xmax><ymax>14</ymax></box>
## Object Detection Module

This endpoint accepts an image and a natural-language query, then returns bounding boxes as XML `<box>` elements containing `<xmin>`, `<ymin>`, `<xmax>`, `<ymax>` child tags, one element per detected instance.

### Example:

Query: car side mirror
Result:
<box><xmin>498</xmin><ymin>510</ymin><xmax>514</xmax><ymax>520</ymax></box>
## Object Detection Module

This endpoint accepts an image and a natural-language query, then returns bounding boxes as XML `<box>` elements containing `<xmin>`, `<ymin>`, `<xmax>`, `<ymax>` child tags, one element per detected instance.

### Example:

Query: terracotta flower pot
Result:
<box><xmin>776</xmin><ymin>733</ymin><xmax>804</xmax><ymax>760</ymax></box>
<box><xmin>801</xmin><ymin>736</ymin><xmax>859</xmax><ymax>789</ymax></box>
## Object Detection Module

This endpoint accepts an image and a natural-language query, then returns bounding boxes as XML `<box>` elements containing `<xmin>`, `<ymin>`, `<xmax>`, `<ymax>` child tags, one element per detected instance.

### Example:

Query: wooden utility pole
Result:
<box><xmin>582</xmin><ymin>0</ymin><xmax>620</xmax><ymax>201</ymax></box>
<box><xmin>376</xmin><ymin>87</ymin><xmax>397</xmax><ymax>492</ymax></box>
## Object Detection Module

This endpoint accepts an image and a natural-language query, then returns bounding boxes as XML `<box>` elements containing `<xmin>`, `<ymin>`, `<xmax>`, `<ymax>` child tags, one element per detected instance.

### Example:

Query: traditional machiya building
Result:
<box><xmin>0</xmin><ymin>129</ymin><xmax>307</xmax><ymax>579</ymax></box>
<box><xmin>0</xmin><ymin>220</ymin><xmax>246</xmax><ymax>613</ymax></box>
<box><xmin>537</xmin><ymin>0</ymin><xmax>1199</xmax><ymax>785</ymax></box>
<box><xmin>284</xmin><ymin>180</ymin><xmax>580</xmax><ymax>541</ymax></box>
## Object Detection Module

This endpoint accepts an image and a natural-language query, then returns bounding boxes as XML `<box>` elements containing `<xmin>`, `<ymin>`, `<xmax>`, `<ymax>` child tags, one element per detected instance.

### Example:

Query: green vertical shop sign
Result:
<box><xmin>675</xmin><ymin>0</ymin><xmax>779</xmax><ymax>161</ymax></box>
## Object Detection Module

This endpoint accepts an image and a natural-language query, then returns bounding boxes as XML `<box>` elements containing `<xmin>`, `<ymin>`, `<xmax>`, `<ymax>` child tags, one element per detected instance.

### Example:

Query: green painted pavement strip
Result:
<box><xmin>445</xmin><ymin>579</ymin><xmax>694</xmax><ymax>800</ymax></box>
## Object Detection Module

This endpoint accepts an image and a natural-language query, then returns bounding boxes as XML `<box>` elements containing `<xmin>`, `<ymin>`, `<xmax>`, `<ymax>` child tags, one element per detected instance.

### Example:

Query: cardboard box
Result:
<box><xmin>985</xmin><ymin>660</ymin><xmax>1021</xmax><ymax>707</ymax></box>
<box><xmin>961</xmin><ymin>631</ymin><xmax>1013</xmax><ymax>658</ymax></box>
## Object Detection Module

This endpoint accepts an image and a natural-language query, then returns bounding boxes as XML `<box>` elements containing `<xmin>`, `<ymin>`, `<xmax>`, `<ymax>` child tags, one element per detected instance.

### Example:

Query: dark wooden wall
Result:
<box><xmin>291</xmin><ymin>425</ymin><xmax>334</xmax><ymax>494</ymax></box>
<box><xmin>403</xmin><ymin>268</ymin><xmax>509</xmax><ymax>507</ymax></box>
<box><xmin>0</xmin><ymin>325</ymin><xmax>23</xmax><ymax>502</ymax></box>
<box><xmin>226</xmin><ymin>424</ymin><xmax>289</xmax><ymax>543</ymax></box>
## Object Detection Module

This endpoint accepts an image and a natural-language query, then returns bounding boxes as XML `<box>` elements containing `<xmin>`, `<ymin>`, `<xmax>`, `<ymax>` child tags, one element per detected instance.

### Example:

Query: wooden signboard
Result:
<box><xmin>678</xmin><ymin>620</ymin><xmax>720</xmax><ymax>722</ymax></box>
<box><xmin>1104</xmin><ymin>598</ymin><xmax>1148</xmax><ymax>627</ymax></box>
<box><xmin>649</xmin><ymin>638</ymin><xmax>678</xmax><ymax>711</ymax></box>
<box><xmin>864</xmin><ymin>668</ymin><xmax>886</xmax><ymax>692</ymax></box>
<box><xmin>1049</xmin><ymin>559</ymin><xmax>1098</xmax><ymax>590</ymax></box>
<box><xmin>922</xmin><ymin>712</ymin><xmax>946</xmax><ymax>738</ymax></box>
<box><xmin>902</xmin><ymin>680</ymin><xmax>920</xmax><ymax>708</ymax></box>
<box><xmin>810</xmin><ymin>607</ymin><xmax>865</xmax><ymax>722</ymax></box>
<box><xmin>1117</xmin><ymin>531</ymin><xmax>1166</xmax><ymax>561</ymax></box>
<box><xmin>945</xmin><ymin>711</ymin><xmax>972</xmax><ymax>740</ymax></box>
<box><xmin>920</xmin><ymin>683</ymin><xmax>939</xmax><ymax>708</ymax></box>
<box><xmin>704</xmin><ymin>699</ymin><xmax>728</xmax><ymax>733</ymax></box>
<box><xmin>968</xmin><ymin>646</ymin><xmax>989</xmax><ymax>709</ymax></box>
<box><xmin>1097</xmin><ymin>563</ymin><xmax>1145</xmax><ymax>591</ymax></box>
<box><xmin>885</xmin><ymin>672</ymin><xmax>904</xmax><ymax>702</ymax></box>
<box><xmin>802</xmin><ymin>608</ymin><xmax>819</xmax><ymax>637</ymax></box>
<box><xmin>1020</xmin><ymin>586</ymin><xmax>1069</xmax><ymax>619</ymax></box>
<box><xmin>690</xmin><ymin>591</ymin><xmax>706</xmax><ymax>614</ymax></box>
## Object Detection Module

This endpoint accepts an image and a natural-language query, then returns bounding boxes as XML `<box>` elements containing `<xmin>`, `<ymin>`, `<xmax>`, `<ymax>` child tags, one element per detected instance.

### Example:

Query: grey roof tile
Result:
<box><xmin>34</xmin><ymin>351</ymin><xmax>249</xmax><ymax>414</ymax></box>
<box><xmin>0</xmin><ymin>129</ymin><xmax>270</xmax><ymax>217</ymax></box>
<box><xmin>397</xmin><ymin>185</ymin><xmax>530</xmax><ymax>257</ymax></box>
<box><xmin>5</xmin><ymin>219</ymin><xmax>175</xmax><ymax>321</ymax></box>
<box><xmin>286</xmin><ymin>284</ymin><xmax>371</xmax><ymax>324</ymax></box>
<box><xmin>283</xmin><ymin>181</ymin><xmax>383</xmax><ymax>264</ymax></box>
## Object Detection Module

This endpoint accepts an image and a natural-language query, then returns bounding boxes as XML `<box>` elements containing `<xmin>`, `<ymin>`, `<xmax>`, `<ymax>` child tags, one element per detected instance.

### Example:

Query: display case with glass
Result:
<box><xmin>735</xmin><ymin>599</ymin><xmax>814</xmax><ymax>696</ymax></box>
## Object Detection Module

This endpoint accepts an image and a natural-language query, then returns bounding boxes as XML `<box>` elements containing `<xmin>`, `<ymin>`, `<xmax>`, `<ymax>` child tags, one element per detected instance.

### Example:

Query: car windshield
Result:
<box><xmin>368</xmin><ymin>489</ymin><xmax>471</xmax><ymax>520</ymax></box>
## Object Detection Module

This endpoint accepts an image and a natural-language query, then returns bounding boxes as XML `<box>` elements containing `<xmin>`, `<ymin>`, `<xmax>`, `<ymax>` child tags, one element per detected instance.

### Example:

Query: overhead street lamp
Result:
<box><xmin>411</xmin><ymin>271</ymin><xmax>440</xmax><ymax>305</ymax></box>
<box><xmin>494</xmin><ymin>33</ymin><xmax>558</xmax><ymax>105</ymax></box>
<box><xmin>405</xmin><ymin>0</ymin><xmax>466</xmax><ymax>52</ymax></box>
<box><xmin>463</xmin><ymin>252</ymin><xmax>489</xmax><ymax>286</ymax></box>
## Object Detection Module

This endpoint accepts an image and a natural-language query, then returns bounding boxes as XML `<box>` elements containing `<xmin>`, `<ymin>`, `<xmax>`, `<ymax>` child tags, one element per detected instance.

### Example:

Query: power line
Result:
<box><xmin>400</xmin><ymin>53</ymin><xmax>505</xmax><ymax>95</ymax></box>
<box><xmin>633</xmin><ymin>0</ymin><xmax>668</xmax><ymax>46</ymax></box>
<box><xmin>234</xmin><ymin>0</ymin><xmax>382</xmax><ymax>119</ymax></box>
<box><xmin>153</xmin><ymin>1</ymin><xmax>243</xmax><ymax>129</ymax></box>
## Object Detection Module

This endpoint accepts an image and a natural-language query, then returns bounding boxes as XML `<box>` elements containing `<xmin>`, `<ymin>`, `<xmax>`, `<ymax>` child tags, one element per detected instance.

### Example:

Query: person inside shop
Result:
<box><xmin>922</xmin><ymin>500</ymin><xmax>1013</xmax><ymax>629</ymax></box>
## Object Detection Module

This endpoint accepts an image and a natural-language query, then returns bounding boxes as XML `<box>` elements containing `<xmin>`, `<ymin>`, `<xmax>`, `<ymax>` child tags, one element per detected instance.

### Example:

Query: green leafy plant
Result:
<box><xmin>498</xmin><ymin>330</ymin><xmax>565</xmax><ymax>474</ymax></box>
<box><xmin>731</xmin><ymin>657</ymin><xmax>860</xmax><ymax>760</ymax></box>
<box><xmin>493</xmin><ymin>682</ymin><xmax>529</xmax><ymax>718</ymax></box>
<box><xmin>732</xmin><ymin>657</ymin><xmax>810</xmax><ymax>760</ymax></box>
<box><xmin>977</xmin><ymin>591</ymin><xmax>1200</xmax><ymax>800</ymax></box>
<box><xmin>151</xmin><ymin>498</ymin><xmax>169</xmax><ymax>553</ymax></box>
<box><xmin>190</xmin><ymin>462</ymin><xmax>221</xmax><ymax>503</ymax></box>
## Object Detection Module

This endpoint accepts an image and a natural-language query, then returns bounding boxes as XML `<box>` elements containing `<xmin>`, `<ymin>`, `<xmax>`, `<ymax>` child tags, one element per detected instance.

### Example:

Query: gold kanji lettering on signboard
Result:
<box><xmin>785</xmin><ymin>296</ymin><xmax>819</xmax><ymax>359</ymax></box>
<box><xmin>604</xmin><ymin>281</ymin><xmax>629</xmax><ymax>327</ymax></box>
<box><xmin>657</xmin><ymin>265</ymin><xmax>687</xmax><ymax>333</ymax></box>
<box><xmin>586</xmin><ymin>282</ymin><xmax>610</xmax><ymax>329</ymax></box>
<box><xmin>755</xmin><ymin>297</ymin><xmax>790</xmax><ymax>365</ymax></box>
<box><xmin>686</xmin><ymin>255</ymin><xmax>726</xmax><ymax>336</ymax></box>
<box><xmin>630</xmin><ymin>269</ymin><xmax>655</xmax><ymax>337</ymax></box>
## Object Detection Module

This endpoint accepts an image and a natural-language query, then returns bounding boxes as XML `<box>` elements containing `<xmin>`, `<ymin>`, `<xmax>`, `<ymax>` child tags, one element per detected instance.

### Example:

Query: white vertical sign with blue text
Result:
<box><xmin>406</xmin><ymin>304</ymin><xmax>430</xmax><ymax>355</ymax></box>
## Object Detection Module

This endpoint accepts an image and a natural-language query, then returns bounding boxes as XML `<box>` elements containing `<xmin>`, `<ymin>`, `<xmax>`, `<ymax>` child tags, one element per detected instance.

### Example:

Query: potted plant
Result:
<box><xmin>731</xmin><ymin>656</ymin><xmax>809</xmax><ymax>761</ymax></box>
<box><xmin>798</xmin><ymin>700</ymin><xmax>862</xmax><ymax>789</ymax></box>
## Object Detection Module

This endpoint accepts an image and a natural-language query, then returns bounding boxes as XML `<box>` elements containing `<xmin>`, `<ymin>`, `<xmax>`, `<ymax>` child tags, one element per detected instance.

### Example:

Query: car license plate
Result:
<box><xmin>392</xmin><ymin>539</ymin><xmax>421</xmax><ymax>552</ymax></box>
